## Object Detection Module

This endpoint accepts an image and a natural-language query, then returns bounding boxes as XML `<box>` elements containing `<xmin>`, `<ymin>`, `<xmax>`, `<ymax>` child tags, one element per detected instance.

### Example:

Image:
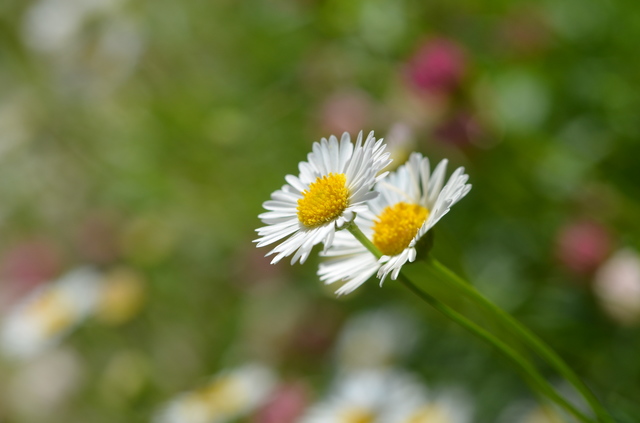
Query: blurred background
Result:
<box><xmin>1</xmin><ymin>0</ymin><xmax>639</xmax><ymax>422</ymax></box>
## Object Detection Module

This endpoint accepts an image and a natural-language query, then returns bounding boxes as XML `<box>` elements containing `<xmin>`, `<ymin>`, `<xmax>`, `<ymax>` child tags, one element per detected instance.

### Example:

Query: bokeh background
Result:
<box><xmin>1</xmin><ymin>0</ymin><xmax>639</xmax><ymax>422</ymax></box>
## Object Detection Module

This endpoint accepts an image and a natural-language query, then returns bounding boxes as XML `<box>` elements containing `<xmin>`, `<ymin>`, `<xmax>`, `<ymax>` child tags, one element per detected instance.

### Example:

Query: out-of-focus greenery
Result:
<box><xmin>0</xmin><ymin>0</ymin><xmax>639</xmax><ymax>422</ymax></box>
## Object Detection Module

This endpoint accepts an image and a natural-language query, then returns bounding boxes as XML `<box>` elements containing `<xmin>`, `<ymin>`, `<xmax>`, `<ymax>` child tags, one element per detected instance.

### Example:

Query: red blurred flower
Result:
<box><xmin>0</xmin><ymin>237</ymin><xmax>62</xmax><ymax>310</ymax></box>
<box><xmin>254</xmin><ymin>382</ymin><xmax>309</xmax><ymax>423</ymax></box>
<box><xmin>556</xmin><ymin>220</ymin><xmax>612</xmax><ymax>275</ymax></box>
<box><xmin>405</xmin><ymin>38</ymin><xmax>466</xmax><ymax>96</ymax></box>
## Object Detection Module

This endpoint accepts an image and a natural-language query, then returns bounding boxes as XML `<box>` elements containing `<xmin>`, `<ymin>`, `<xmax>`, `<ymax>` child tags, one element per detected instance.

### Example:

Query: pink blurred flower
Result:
<box><xmin>556</xmin><ymin>221</ymin><xmax>612</xmax><ymax>275</ymax></box>
<box><xmin>405</xmin><ymin>38</ymin><xmax>466</xmax><ymax>96</ymax></box>
<box><xmin>0</xmin><ymin>238</ymin><xmax>62</xmax><ymax>310</ymax></box>
<box><xmin>254</xmin><ymin>382</ymin><xmax>309</xmax><ymax>423</ymax></box>
<box><xmin>319</xmin><ymin>90</ymin><xmax>373</xmax><ymax>136</ymax></box>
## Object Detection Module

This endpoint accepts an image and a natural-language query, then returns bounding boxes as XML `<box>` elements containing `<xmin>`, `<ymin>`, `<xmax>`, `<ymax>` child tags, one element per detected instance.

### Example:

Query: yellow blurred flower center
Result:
<box><xmin>373</xmin><ymin>202</ymin><xmax>429</xmax><ymax>256</ymax></box>
<box><xmin>341</xmin><ymin>408</ymin><xmax>375</xmax><ymax>423</ymax></box>
<box><xmin>29</xmin><ymin>293</ymin><xmax>73</xmax><ymax>336</ymax></box>
<box><xmin>195</xmin><ymin>377</ymin><xmax>245</xmax><ymax>416</ymax></box>
<box><xmin>297</xmin><ymin>173</ymin><xmax>349</xmax><ymax>227</ymax></box>
<box><xmin>406</xmin><ymin>404</ymin><xmax>449</xmax><ymax>423</ymax></box>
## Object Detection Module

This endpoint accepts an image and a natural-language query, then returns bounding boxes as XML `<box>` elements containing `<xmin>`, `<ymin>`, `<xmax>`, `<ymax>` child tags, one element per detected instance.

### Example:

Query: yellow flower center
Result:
<box><xmin>297</xmin><ymin>173</ymin><xmax>349</xmax><ymax>227</ymax></box>
<box><xmin>28</xmin><ymin>292</ymin><xmax>74</xmax><ymax>336</ymax></box>
<box><xmin>406</xmin><ymin>405</ymin><xmax>449</xmax><ymax>423</ymax></box>
<box><xmin>372</xmin><ymin>202</ymin><xmax>429</xmax><ymax>256</ymax></box>
<box><xmin>341</xmin><ymin>408</ymin><xmax>375</xmax><ymax>423</ymax></box>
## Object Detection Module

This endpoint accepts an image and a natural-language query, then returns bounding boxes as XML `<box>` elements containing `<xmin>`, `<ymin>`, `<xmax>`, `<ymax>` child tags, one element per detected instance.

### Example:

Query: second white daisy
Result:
<box><xmin>319</xmin><ymin>152</ymin><xmax>471</xmax><ymax>295</ymax></box>
<box><xmin>255</xmin><ymin>131</ymin><xmax>391</xmax><ymax>265</ymax></box>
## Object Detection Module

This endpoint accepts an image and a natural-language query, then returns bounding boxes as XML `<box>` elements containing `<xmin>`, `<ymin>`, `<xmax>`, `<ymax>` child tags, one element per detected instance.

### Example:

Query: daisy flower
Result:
<box><xmin>0</xmin><ymin>267</ymin><xmax>103</xmax><ymax>359</ymax></box>
<box><xmin>334</xmin><ymin>307</ymin><xmax>418</xmax><ymax>370</ymax></box>
<box><xmin>392</xmin><ymin>390</ymin><xmax>473</xmax><ymax>423</ymax></box>
<box><xmin>154</xmin><ymin>363</ymin><xmax>277</xmax><ymax>423</ymax></box>
<box><xmin>319</xmin><ymin>152</ymin><xmax>471</xmax><ymax>295</ymax></box>
<box><xmin>255</xmin><ymin>131</ymin><xmax>391</xmax><ymax>265</ymax></box>
<box><xmin>299</xmin><ymin>369</ymin><xmax>427</xmax><ymax>423</ymax></box>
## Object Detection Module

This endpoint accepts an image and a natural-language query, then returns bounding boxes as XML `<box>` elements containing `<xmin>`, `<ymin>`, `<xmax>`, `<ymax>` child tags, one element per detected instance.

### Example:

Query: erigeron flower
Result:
<box><xmin>593</xmin><ymin>249</ymin><xmax>640</xmax><ymax>326</ymax></box>
<box><xmin>334</xmin><ymin>308</ymin><xmax>418</xmax><ymax>370</ymax></box>
<box><xmin>319</xmin><ymin>153</ymin><xmax>471</xmax><ymax>295</ymax></box>
<box><xmin>154</xmin><ymin>363</ymin><xmax>277</xmax><ymax>423</ymax></box>
<box><xmin>255</xmin><ymin>131</ymin><xmax>391</xmax><ymax>265</ymax></box>
<box><xmin>0</xmin><ymin>267</ymin><xmax>102</xmax><ymax>359</ymax></box>
<box><xmin>393</xmin><ymin>390</ymin><xmax>473</xmax><ymax>423</ymax></box>
<box><xmin>299</xmin><ymin>369</ymin><xmax>427</xmax><ymax>423</ymax></box>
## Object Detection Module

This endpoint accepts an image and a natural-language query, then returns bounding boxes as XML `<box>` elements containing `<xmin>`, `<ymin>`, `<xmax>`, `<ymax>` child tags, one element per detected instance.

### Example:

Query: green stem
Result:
<box><xmin>346</xmin><ymin>222</ymin><xmax>596</xmax><ymax>422</ymax></box>
<box><xmin>346</xmin><ymin>222</ymin><xmax>382</xmax><ymax>259</ymax></box>
<box><xmin>425</xmin><ymin>257</ymin><xmax>614</xmax><ymax>423</ymax></box>
<box><xmin>398</xmin><ymin>274</ymin><xmax>595</xmax><ymax>423</ymax></box>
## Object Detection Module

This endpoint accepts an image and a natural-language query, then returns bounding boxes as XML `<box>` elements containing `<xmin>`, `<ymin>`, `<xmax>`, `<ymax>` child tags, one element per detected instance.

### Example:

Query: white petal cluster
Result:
<box><xmin>320</xmin><ymin>152</ymin><xmax>471</xmax><ymax>295</ymax></box>
<box><xmin>0</xmin><ymin>267</ymin><xmax>103</xmax><ymax>359</ymax></box>
<box><xmin>255</xmin><ymin>131</ymin><xmax>391</xmax><ymax>265</ymax></box>
<box><xmin>299</xmin><ymin>369</ymin><xmax>427</xmax><ymax>423</ymax></box>
<box><xmin>154</xmin><ymin>363</ymin><xmax>277</xmax><ymax>423</ymax></box>
<box><xmin>300</xmin><ymin>368</ymin><xmax>472</xmax><ymax>423</ymax></box>
<box><xmin>334</xmin><ymin>308</ymin><xmax>418</xmax><ymax>370</ymax></box>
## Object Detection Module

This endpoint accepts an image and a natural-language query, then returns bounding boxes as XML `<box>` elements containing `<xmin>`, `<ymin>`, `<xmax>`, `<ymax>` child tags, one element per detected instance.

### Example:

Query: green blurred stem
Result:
<box><xmin>346</xmin><ymin>222</ymin><xmax>382</xmax><ymax>259</ymax></box>
<box><xmin>345</xmin><ymin>223</ymin><xmax>601</xmax><ymax>423</ymax></box>
<box><xmin>424</xmin><ymin>257</ymin><xmax>614</xmax><ymax>423</ymax></box>
<box><xmin>397</xmin><ymin>274</ymin><xmax>595</xmax><ymax>423</ymax></box>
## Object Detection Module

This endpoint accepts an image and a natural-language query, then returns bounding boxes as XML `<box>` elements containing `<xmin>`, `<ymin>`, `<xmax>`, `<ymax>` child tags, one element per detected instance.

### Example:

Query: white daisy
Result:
<box><xmin>392</xmin><ymin>390</ymin><xmax>473</xmax><ymax>423</ymax></box>
<box><xmin>154</xmin><ymin>363</ymin><xmax>277</xmax><ymax>423</ymax></box>
<box><xmin>319</xmin><ymin>152</ymin><xmax>471</xmax><ymax>295</ymax></box>
<box><xmin>299</xmin><ymin>369</ymin><xmax>427</xmax><ymax>423</ymax></box>
<box><xmin>255</xmin><ymin>131</ymin><xmax>391</xmax><ymax>265</ymax></box>
<box><xmin>0</xmin><ymin>267</ymin><xmax>103</xmax><ymax>359</ymax></box>
<box><xmin>334</xmin><ymin>308</ymin><xmax>418</xmax><ymax>370</ymax></box>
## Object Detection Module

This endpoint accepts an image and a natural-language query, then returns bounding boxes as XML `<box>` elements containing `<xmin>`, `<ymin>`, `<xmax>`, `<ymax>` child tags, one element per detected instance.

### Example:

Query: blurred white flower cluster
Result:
<box><xmin>1</xmin><ymin>265</ymin><xmax>146</xmax><ymax>359</ymax></box>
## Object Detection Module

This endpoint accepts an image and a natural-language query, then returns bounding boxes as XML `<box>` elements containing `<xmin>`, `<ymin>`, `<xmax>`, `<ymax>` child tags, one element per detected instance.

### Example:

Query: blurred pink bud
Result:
<box><xmin>556</xmin><ymin>221</ymin><xmax>612</xmax><ymax>275</ymax></box>
<box><xmin>594</xmin><ymin>250</ymin><xmax>640</xmax><ymax>326</ymax></box>
<box><xmin>254</xmin><ymin>382</ymin><xmax>309</xmax><ymax>423</ymax></box>
<box><xmin>319</xmin><ymin>90</ymin><xmax>373</xmax><ymax>136</ymax></box>
<box><xmin>405</xmin><ymin>38</ymin><xmax>466</xmax><ymax>95</ymax></box>
<box><xmin>433</xmin><ymin>111</ymin><xmax>482</xmax><ymax>146</ymax></box>
<box><xmin>0</xmin><ymin>238</ymin><xmax>62</xmax><ymax>302</ymax></box>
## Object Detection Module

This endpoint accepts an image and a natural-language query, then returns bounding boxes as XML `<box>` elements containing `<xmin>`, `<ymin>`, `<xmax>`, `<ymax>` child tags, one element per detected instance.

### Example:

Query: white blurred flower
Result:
<box><xmin>593</xmin><ymin>249</ymin><xmax>640</xmax><ymax>326</ymax></box>
<box><xmin>392</xmin><ymin>390</ymin><xmax>473</xmax><ymax>423</ymax></box>
<box><xmin>255</xmin><ymin>131</ymin><xmax>391</xmax><ymax>265</ymax></box>
<box><xmin>334</xmin><ymin>308</ymin><xmax>418</xmax><ymax>370</ymax></box>
<box><xmin>6</xmin><ymin>347</ymin><xmax>84</xmax><ymax>419</ymax></box>
<box><xmin>1</xmin><ymin>267</ymin><xmax>103</xmax><ymax>359</ymax></box>
<box><xmin>299</xmin><ymin>369</ymin><xmax>426</xmax><ymax>423</ymax></box>
<box><xmin>22</xmin><ymin>0</ymin><xmax>143</xmax><ymax>94</ymax></box>
<box><xmin>319</xmin><ymin>152</ymin><xmax>471</xmax><ymax>295</ymax></box>
<box><xmin>22</xmin><ymin>0</ymin><xmax>123</xmax><ymax>53</ymax></box>
<box><xmin>155</xmin><ymin>363</ymin><xmax>277</xmax><ymax>423</ymax></box>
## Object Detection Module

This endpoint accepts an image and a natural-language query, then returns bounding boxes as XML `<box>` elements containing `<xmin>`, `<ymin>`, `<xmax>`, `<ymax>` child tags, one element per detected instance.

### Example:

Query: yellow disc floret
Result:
<box><xmin>372</xmin><ymin>202</ymin><xmax>429</xmax><ymax>256</ymax></box>
<box><xmin>297</xmin><ymin>173</ymin><xmax>349</xmax><ymax>227</ymax></box>
<box><xmin>340</xmin><ymin>408</ymin><xmax>375</xmax><ymax>423</ymax></box>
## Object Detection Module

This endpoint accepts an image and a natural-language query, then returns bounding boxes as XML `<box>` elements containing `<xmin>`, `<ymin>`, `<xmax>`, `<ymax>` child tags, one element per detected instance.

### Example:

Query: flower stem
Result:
<box><xmin>398</xmin><ymin>274</ymin><xmax>596</xmax><ymax>423</ymax></box>
<box><xmin>346</xmin><ymin>222</ymin><xmax>382</xmax><ymax>259</ymax></box>
<box><xmin>423</xmin><ymin>257</ymin><xmax>614</xmax><ymax>423</ymax></box>
<box><xmin>346</xmin><ymin>222</ymin><xmax>600</xmax><ymax>422</ymax></box>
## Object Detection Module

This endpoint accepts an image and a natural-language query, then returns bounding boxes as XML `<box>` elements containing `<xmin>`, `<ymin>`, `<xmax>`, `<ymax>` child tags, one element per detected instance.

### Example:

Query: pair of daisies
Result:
<box><xmin>255</xmin><ymin>131</ymin><xmax>471</xmax><ymax>295</ymax></box>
